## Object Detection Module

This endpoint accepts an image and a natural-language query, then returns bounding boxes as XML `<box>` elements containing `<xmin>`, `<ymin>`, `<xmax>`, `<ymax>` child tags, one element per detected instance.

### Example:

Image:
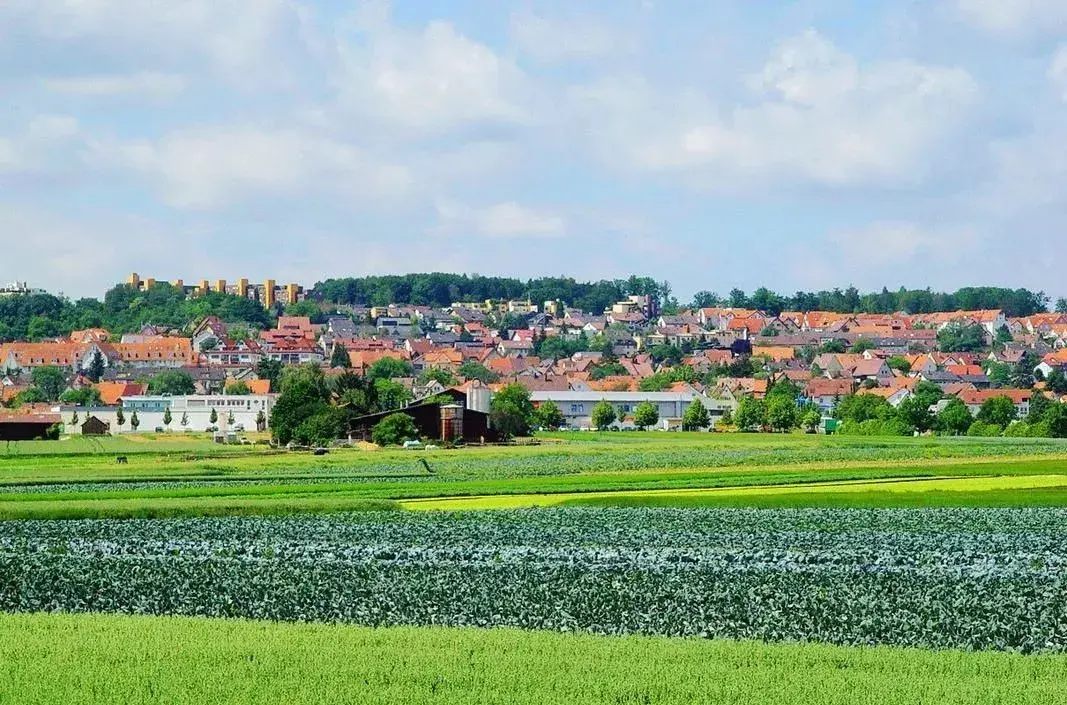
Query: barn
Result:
<box><xmin>81</xmin><ymin>415</ymin><xmax>111</xmax><ymax>436</ymax></box>
<box><xmin>0</xmin><ymin>413</ymin><xmax>62</xmax><ymax>441</ymax></box>
<box><xmin>349</xmin><ymin>389</ymin><xmax>498</xmax><ymax>444</ymax></box>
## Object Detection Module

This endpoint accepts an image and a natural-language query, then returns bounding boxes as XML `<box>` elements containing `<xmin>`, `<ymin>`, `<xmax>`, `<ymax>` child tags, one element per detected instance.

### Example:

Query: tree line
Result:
<box><xmin>0</xmin><ymin>283</ymin><xmax>274</xmax><ymax>341</ymax></box>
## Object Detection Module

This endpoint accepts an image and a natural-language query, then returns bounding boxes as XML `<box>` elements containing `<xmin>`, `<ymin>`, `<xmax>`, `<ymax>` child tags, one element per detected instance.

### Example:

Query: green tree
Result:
<box><xmin>735</xmin><ymin>397</ymin><xmax>766</xmax><ymax>432</ymax></box>
<box><xmin>849</xmin><ymin>338</ymin><xmax>874</xmax><ymax>353</ymax></box>
<box><xmin>912</xmin><ymin>381</ymin><xmax>945</xmax><ymax>409</ymax></box>
<box><xmin>70</xmin><ymin>411</ymin><xmax>79</xmax><ymax>428</ymax></box>
<box><xmin>32</xmin><ymin>366</ymin><xmax>67</xmax><ymax>402</ymax></box>
<box><xmin>419</xmin><ymin>368</ymin><xmax>457</xmax><ymax>386</ymax></box>
<box><xmin>976</xmin><ymin>395</ymin><xmax>1016</xmax><ymax>428</ymax></box>
<box><xmin>227</xmin><ymin>411</ymin><xmax>236</xmax><ymax>426</ymax></box>
<box><xmin>1043</xmin><ymin>403</ymin><xmax>1067</xmax><ymax>438</ymax></box>
<box><xmin>995</xmin><ymin>325</ymin><xmax>1014</xmax><ymax>344</ymax></box>
<box><xmin>180</xmin><ymin>411</ymin><xmax>189</xmax><ymax>428</ymax></box>
<box><xmin>225</xmin><ymin>381</ymin><xmax>252</xmax><ymax>395</ymax></box>
<box><xmin>59</xmin><ymin>387</ymin><xmax>102</xmax><ymax>406</ymax></box>
<box><xmin>367</xmin><ymin>357</ymin><xmax>412</xmax><ymax>381</ymax></box>
<box><xmin>270</xmin><ymin>364</ymin><xmax>331</xmax><ymax>445</ymax></box>
<box><xmin>85</xmin><ymin>349</ymin><xmax>106</xmax><ymax>382</ymax></box>
<box><xmin>162</xmin><ymin>407</ymin><xmax>172</xmax><ymax>428</ymax></box>
<box><xmin>766</xmin><ymin>396</ymin><xmax>797</xmax><ymax>432</ymax></box>
<box><xmin>374</xmin><ymin>378</ymin><xmax>412</xmax><ymax>411</ymax></box>
<box><xmin>209</xmin><ymin>408</ymin><xmax>218</xmax><ymax>425</ymax></box>
<box><xmin>256</xmin><ymin>409</ymin><xmax>266</xmax><ymax>431</ymax></box>
<box><xmin>532</xmin><ymin>401</ymin><xmax>565</xmax><ymax>430</ymax></box>
<box><xmin>936</xmin><ymin>399</ymin><xmax>971</xmax><ymax>435</ymax></box>
<box><xmin>371</xmin><ymin>413</ymin><xmax>420</xmax><ymax>446</ymax></box>
<box><xmin>895</xmin><ymin>395</ymin><xmax>934</xmax><ymax>432</ymax></box>
<box><xmin>1029</xmin><ymin>391</ymin><xmax>1052</xmax><ymax>423</ymax></box>
<box><xmin>130</xmin><ymin>411</ymin><xmax>140</xmax><ymax>431</ymax></box>
<box><xmin>489</xmin><ymin>384</ymin><xmax>535</xmax><ymax>438</ymax></box>
<box><xmin>292</xmin><ymin>408</ymin><xmax>344</xmax><ymax>446</ymax></box>
<box><xmin>937</xmin><ymin>323</ymin><xmax>987</xmax><ymax>353</ymax></box>
<box><xmin>802</xmin><ymin>409</ymin><xmax>822</xmax><ymax>433</ymax></box>
<box><xmin>256</xmin><ymin>358</ymin><xmax>284</xmax><ymax>392</ymax></box>
<box><xmin>590</xmin><ymin>400</ymin><xmax>617</xmax><ymax>431</ymax></box>
<box><xmin>886</xmin><ymin>356</ymin><xmax>912</xmax><ymax>374</ymax></box>
<box><xmin>834</xmin><ymin>393</ymin><xmax>892</xmax><ymax>423</ymax></box>
<box><xmin>1046</xmin><ymin>369</ymin><xmax>1067</xmax><ymax>395</ymax></box>
<box><xmin>148</xmin><ymin>370</ymin><xmax>195</xmax><ymax>396</ymax></box>
<box><xmin>115</xmin><ymin>408</ymin><xmax>125</xmax><ymax>428</ymax></box>
<box><xmin>458</xmin><ymin>361</ymin><xmax>500</xmax><ymax>384</ymax></box>
<box><xmin>633</xmin><ymin>401</ymin><xmax>659</xmax><ymax>430</ymax></box>
<box><xmin>681</xmin><ymin>400</ymin><xmax>711</xmax><ymax>431</ymax></box>
<box><xmin>330</xmin><ymin>342</ymin><xmax>351</xmax><ymax>369</ymax></box>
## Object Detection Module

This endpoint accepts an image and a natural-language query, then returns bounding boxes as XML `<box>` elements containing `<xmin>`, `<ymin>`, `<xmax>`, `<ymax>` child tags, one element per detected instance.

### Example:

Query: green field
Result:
<box><xmin>2</xmin><ymin>433</ymin><xmax>1067</xmax><ymax>518</ymax></box>
<box><xmin>4</xmin><ymin>432</ymin><xmax>1067</xmax><ymax>702</ymax></box>
<box><xmin>3</xmin><ymin>613</ymin><xmax>1066</xmax><ymax>705</ymax></box>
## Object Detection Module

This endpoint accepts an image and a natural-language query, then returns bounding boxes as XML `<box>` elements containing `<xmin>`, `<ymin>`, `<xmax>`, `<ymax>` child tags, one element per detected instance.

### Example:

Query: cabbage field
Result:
<box><xmin>4</xmin><ymin>507</ymin><xmax>1067</xmax><ymax>653</ymax></box>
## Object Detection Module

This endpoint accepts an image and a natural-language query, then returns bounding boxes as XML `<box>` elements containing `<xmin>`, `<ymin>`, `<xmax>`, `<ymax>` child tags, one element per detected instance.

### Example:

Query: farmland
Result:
<box><xmin>4</xmin><ymin>432</ymin><xmax>1067</xmax><ymax>702</ymax></box>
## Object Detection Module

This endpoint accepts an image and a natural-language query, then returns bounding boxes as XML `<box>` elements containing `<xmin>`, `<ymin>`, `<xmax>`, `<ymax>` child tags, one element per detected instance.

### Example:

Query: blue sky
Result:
<box><xmin>2</xmin><ymin>0</ymin><xmax>1067</xmax><ymax>301</ymax></box>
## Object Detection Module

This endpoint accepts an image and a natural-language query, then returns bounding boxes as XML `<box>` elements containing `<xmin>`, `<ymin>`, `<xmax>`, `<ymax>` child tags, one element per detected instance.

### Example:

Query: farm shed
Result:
<box><xmin>0</xmin><ymin>413</ymin><xmax>62</xmax><ymax>441</ymax></box>
<box><xmin>81</xmin><ymin>415</ymin><xmax>111</xmax><ymax>436</ymax></box>
<box><xmin>349</xmin><ymin>398</ymin><xmax>498</xmax><ymax>443</ymax></box>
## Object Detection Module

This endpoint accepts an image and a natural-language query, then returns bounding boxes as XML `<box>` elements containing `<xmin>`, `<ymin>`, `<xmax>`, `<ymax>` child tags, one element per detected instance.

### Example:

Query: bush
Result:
<box><xmin>967</xmin><ymin>421</ymin><xmax>1003</xmax><ymax>437</ymax></box>
<box><xmin>837</xmin><ymin>419</ymin><xmax>914</xmax><ymax>437</ymax></box>
<box><xmin>1003</xmin><ymin>421</ymin><xmax>1032</xmax><ymax>438</ymax></box>
<box><xmin>372</xmin><ymin>413</ymin><xmax>420</xmax><ymax>447</ymax></box>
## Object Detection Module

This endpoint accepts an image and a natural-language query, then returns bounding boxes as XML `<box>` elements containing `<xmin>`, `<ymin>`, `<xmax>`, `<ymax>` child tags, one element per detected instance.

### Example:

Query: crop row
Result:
<box><xmin>2</xmin><ymin>508</ymin><xmax>1067</xmax><ymax>653</ymax></box>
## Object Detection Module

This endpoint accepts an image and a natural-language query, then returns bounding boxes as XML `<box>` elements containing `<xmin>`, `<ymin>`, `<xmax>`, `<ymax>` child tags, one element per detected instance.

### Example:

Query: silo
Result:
<box><xmin>440</xmin><ymin>404</ymin><xmax>464</xmax><ymax>443</ymax></box>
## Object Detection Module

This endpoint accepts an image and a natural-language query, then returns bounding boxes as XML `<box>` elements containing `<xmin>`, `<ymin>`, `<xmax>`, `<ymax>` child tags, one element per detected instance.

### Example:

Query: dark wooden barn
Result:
<box><xmin>81</xmin><ymin>416</ymin><xmax>111</xmax><ymax>436</ymax></box>
<box><xmin>0</xmin><ymin>414</ymin><xmax>62</xmax><ymax>441</ymax></box>
<box><xmin>349</xmin><ymin>394</ymin><xmax>499</xmax><ymax>444</ymax></box>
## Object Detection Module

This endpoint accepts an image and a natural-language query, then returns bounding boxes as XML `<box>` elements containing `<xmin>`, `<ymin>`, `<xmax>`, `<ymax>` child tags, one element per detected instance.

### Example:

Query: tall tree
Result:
<box><xmin>330</xmin><ymin>342</ymin><xmax>351</xmax><ymax>369</ymax></box>
<box><xmin>489</xmin><ymin>384</ymin><xmax>535</xmax><ymax>438</ymax></box>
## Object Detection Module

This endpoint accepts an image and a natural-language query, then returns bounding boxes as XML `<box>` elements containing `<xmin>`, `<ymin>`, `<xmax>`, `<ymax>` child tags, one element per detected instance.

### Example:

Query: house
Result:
<box><xmin>849</xmin><ymin>359</ymin><xmax>893</xmax><ymax>385</ymax></box>
<box><xmin>95</xmin><ymin>381</ymin><xmax>146</xmax><ymax>406</ymax></box>
<box><xmin>804</xmin><ymin>378</ymin><xmax>855</xmax><ymax>411</ymax></box>
<box><xmin>863</xmin><ymin>387</ymin><xmax>912</xmax><ymax>408</ymax></box>
<box><xmin>955</xmin><ymin>388</ymin><xmax>1032</xmax><ymax>418</ymax></box>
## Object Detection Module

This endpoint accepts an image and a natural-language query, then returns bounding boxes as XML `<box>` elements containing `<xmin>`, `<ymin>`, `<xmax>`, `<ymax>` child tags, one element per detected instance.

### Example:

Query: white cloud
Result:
<box><xmin>0</xmin><ymin>115</ymin><xmax>82</xmax><ymax>175</ymax></box>
<box><xmin>954</xmin><ymin>0</ymin><xmax>1067</xmax><ymax>35</ymax></box>
<box><xmin>509</xmin><ymin>10</ymin><xmax>631</xmax><ymax>64</ymax></box>
<box><xmin>42</xmin><ymin>72</ymin><xmax>185</xmax><ymax>98</ymax></box>
<box><xmin>832</xmin><ymin>221</ymin><xmax>978</xmax><ymax>265</ymax></box>
<box><xmin>99</xmin><ymin>127</ymin><xmax>413</xmax><ymax>210</ymax></box>
<box><xmin>434</xmin><ymin>200</ymin><xmax>567</xmax><ymax>238</ymax></box>
<box><xmin>1050</xmin><ymin>46</ymin><xmax>1067</xmax><ymax>100</ymax></box>
<box><xmin>573</xmin><ymin>30</ymin><xmax>978</xmax><ymax>190</ymax></box>
<box><xmin>332</xmin><ymin>19</ymin><xmax>534</xmax><ymax>135</ymax></box>
<box><xmin>0</xmin><ymin>0</ymin><xmax>313</xmax><ymax>88</ymax></box>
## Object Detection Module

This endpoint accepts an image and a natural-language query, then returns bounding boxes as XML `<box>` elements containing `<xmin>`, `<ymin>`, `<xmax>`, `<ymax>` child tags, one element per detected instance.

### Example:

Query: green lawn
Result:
<box><xmin>3</xmin><ymin>613</ymin><xmax>1065</xmax><ymax>705</ymax></box>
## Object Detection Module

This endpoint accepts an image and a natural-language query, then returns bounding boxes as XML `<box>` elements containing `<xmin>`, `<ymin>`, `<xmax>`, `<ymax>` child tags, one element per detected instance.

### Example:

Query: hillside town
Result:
<box><xmin>2</xmin><ymin>276</ymin><xmax>1067</xmax><ymax>442</ymax></box>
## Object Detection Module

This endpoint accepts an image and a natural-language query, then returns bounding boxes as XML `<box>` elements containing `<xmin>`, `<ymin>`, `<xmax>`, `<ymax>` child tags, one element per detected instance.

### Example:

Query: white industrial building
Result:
<box><xmin>54</xmin><ymin>395</ymin><xmax>277</xmax><ymax>434</ymax></box>
<box><xmin>528</xmin><ymin>390</ymin><xmax>733</xmax><ymax>430</ymax></box>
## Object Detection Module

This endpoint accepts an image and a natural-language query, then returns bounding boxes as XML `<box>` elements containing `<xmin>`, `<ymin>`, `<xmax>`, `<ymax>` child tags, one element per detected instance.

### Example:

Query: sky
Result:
<box><xmin>2</xmin><ymin>0</ymin><xmax>1066</xmax><ymax>301</ymax></box>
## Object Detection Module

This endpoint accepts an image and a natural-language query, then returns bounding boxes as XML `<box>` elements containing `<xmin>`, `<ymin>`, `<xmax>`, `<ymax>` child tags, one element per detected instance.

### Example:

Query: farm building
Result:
<box><xmin>0</xmin><ymin>413</ymin><xmax>62</xmax><ymax>441</ymax></box>
<box><xmin>348</xmin><ymin>388</ymin><xmax>498</xmax><ymax>443</ymax></box>
<box><xmin>81</xmin><ymin>415</ymin><xmax>110</xmax><ymax>436</ymax></box>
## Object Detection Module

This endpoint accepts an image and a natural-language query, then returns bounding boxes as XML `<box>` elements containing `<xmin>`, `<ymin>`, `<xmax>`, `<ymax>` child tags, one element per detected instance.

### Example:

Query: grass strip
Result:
<box><xmin>1</xmin><ymin>612</ymin><xmax>1065</xmax><ymax>705</ymax></box>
